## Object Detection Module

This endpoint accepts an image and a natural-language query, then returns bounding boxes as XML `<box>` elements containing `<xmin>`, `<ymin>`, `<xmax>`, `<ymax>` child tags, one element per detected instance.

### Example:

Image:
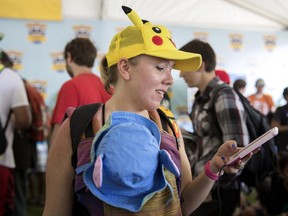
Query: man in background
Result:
<box><xmin>179</xmin><ymin>39</ymin><xmax>249</xmax><ymax>216</ymax></box>
<box><xmin>0</xmin><ymin>46</ymin><xmax>31</xmax><ymax>216</ymax></box>
<box><xmin>50</xmin><ymin>38</ymin><xmax>111</xmax><ymax>145</ymax></box>
<box><xmin>248</xmin><ymin>78</ymin><xmax>275</xmax><ymax>122</ymax></box>
<box><xmin>233</xmin><ymin>79</ymin><xmax>247</xmax><ymax>95</ymax></box>
<box><xmin>271</xmin><ymin>87</ymin><xmax>288</xmax><ymax>152</ymax></box>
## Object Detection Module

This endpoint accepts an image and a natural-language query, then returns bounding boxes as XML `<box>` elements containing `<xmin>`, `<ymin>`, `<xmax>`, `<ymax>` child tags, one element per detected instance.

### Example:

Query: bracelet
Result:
<box><xmin>204</xmin><ymin>160</ymin><xmax>220</xmax><ymax>181</ymax></box>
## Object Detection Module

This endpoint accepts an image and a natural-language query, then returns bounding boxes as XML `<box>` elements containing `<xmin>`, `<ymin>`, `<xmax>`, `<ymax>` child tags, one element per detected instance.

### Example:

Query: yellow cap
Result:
<box><xmin>106</xmin><ymin>6</ymin><xmax>202</xmax><ymax>71</ymax></box>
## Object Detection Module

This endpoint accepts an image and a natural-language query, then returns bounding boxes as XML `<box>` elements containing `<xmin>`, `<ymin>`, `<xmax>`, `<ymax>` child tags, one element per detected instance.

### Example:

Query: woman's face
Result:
<box><xmin>128</xmin><ymin>55</ymin><xmax>174</xmax><ymax>110</ymax></box>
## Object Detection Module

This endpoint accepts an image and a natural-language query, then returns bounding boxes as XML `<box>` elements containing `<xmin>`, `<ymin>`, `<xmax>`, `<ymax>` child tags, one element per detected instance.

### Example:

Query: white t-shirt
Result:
<box><xmin>0</xmin><ymin>67</ymin><xmax>29</xmax><ymax>168</ymax></box>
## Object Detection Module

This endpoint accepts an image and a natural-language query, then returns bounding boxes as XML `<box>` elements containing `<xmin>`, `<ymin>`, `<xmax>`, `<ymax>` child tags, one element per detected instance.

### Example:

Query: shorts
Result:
<box><xmin>0</xmin><ymin>166</ymin><xmax>14</xmax><ymax>216</ymax></box>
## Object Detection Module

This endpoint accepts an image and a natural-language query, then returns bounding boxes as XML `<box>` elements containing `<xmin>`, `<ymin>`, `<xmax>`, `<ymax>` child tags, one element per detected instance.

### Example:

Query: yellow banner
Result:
<box><xmin>0</xmin><ymin>0</ymin><xmax>62</xmax><ymax>21</ymax></box>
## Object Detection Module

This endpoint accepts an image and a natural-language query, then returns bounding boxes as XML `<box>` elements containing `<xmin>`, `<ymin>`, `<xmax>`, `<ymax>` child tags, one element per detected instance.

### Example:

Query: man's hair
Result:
<box><xmin>64</xmin><ymin>38</ymin><xmax>97</xmax><ymax>68</ymax></box>
<box><xmin>0</xmin><ymin>50</ymin><xmax>14</xmax><ymax>68</ymax></box>
<box><xmin>233</xmin><ymin>79</ymin><xmax>246</xmax><ymax>91</ymax></box>
<box><xmin>180</xmin><ymin>39</ymin><xmax>216</xmax><ymax>72</ymax></box>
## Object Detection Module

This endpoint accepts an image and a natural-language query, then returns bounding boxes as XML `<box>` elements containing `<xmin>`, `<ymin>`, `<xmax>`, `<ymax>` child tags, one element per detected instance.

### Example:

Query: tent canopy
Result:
<box><xmin>63</xmin><ymin>0</ymin><xmax>288</xmax><ymax>31</ymax></box>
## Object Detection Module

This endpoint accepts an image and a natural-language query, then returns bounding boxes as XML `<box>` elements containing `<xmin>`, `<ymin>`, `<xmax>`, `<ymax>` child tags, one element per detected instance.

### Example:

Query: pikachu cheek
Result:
<box><xmin>152</xmin><ymin>36</ymin><xmax>163</xmax><ymax>46</ymax></box>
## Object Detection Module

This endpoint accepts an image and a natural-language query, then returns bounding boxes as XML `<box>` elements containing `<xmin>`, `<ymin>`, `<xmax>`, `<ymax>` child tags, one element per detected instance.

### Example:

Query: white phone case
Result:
<box><xmin>226</xmin><ymin>127</ymin><xmax>278</xmax><ymax>165</ymax></box>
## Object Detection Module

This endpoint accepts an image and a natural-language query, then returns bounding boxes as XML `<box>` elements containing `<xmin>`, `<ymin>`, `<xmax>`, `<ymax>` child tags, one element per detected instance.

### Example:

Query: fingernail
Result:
<box><xmin>232</xmin><ymin>143</ymin><xmax>237</xmax><ymax>149</ymax></box>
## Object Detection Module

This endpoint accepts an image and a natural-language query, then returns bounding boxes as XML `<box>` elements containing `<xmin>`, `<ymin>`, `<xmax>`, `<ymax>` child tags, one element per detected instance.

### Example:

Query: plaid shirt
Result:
<box><xmin>190</xmin><ymin>77</ymin><xmax>249</xmax><ymax>177</ymax></box>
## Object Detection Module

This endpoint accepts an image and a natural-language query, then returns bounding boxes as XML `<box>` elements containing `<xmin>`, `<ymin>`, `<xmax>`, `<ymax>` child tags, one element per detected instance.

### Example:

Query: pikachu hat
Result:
<box><xmin>106</xmin><ymin>6</ymin><xmax>202</xmax><ymax>71</ymax></box>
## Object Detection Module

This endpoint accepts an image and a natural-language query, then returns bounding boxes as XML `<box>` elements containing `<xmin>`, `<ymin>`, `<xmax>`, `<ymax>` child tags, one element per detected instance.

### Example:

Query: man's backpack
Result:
<box><xmin>67</xmin><ymin>103</ymin><xmax>181</xmax><ymax>215</ymax></box>
<box><xmin>210</xmin><ymin>83</ymin><xmax>277</xmax><ymax>187</ymax></box>
<box><xmin>13</xmin><ymin>80</ymin><xmax>50</xmax><ymax>169</ymax></box>
<box><xmin>24</xmin><ymin>80</ymin><xmax>49</xmax><ymax>142</ymax></box>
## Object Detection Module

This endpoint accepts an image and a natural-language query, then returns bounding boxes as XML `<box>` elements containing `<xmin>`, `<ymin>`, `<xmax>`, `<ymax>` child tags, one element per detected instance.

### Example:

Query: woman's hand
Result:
<box><xmin>210</xmin><ymin>140</ymin><xmax>254</xmax><ymax>174</ymax></box>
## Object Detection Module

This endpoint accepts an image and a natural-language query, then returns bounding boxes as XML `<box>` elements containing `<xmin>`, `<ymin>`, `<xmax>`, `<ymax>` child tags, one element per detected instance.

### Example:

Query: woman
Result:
<box><xmin>43</xmin><ymin>6</ymin><xmax>251</xmax><ymax>216</ymax></box>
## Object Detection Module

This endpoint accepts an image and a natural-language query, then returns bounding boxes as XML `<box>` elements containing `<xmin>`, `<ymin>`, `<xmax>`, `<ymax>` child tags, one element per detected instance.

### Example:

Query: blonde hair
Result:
<box><xmin>99</xmin><ymin>56</ymin><xmax>118</xmax><ymax>95</ymax></box>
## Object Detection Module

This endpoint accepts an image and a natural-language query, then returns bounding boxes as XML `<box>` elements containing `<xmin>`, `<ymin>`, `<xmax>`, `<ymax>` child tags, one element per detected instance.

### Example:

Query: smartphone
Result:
<box><xmin>226</xmin><ymin>127</ymin><xmax>278</xmax><ymax>166</ymax></box>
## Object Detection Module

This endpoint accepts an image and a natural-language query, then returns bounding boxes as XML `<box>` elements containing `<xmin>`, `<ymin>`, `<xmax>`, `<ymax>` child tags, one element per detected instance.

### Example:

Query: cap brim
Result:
<box><xmin>145</xmin><ymin>50</ymin><xmax>202</xmax><ymax>71</ymax></box>
<box><xmin>83</xmin><ymin>163</ymin><xmax>167</xmax><ymax>212</ymax></box>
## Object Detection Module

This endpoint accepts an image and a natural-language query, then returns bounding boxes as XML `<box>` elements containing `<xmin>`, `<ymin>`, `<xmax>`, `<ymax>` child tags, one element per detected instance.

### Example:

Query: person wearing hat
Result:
<box><xmin>271</xmin><ymin>87</ymin><xmax>288</xmax><ymax>152</ymax></box>
<box><xmin>215</xmin><ymin>69</ymin><xmax>230</xmax><ymax>85</ymax></box>
<box><xmin>43</xmin><ymin>6</ymin><xmax>252</xmax><ymax>216</ymax></box>
<box><xmin>248</xmin><ymin>78</ymin><xmax>275</xmax><ymax>117</ymax></box>
<box><xmin>179</xmin><ymin>39</ymin><xmax>250</xmax><ymax>216</ymax></box>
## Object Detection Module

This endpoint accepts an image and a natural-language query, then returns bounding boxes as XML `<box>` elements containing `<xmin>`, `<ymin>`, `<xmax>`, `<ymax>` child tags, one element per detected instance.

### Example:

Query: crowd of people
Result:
<box><xmin>1</xmin><ymin>5</ymin><xmax>288</xmax><ymax>216</ymax></box>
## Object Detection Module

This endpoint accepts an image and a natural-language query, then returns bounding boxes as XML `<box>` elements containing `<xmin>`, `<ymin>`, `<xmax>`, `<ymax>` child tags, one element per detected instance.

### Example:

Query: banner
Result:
<box><xmin>0</xmin><ymin>0</ymin><xmax>62</xmax><ymax>21</ymax></box>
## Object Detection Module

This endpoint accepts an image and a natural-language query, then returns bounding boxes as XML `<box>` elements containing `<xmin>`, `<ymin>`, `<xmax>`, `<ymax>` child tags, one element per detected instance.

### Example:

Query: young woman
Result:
<box><xmin>43</xmin><ymin>6</ymin><xmax>251</xmax><ymax>216</ymax></box>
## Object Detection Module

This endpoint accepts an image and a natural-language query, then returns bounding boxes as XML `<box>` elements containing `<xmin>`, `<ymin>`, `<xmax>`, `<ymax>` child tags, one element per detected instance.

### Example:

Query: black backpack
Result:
<box><xmin>0</xmin><ymin>110</ymin><xmax>12</xmax><ymax>155</ymax></box>
<box><xmin>210</xmin><ymin>83</ymin><xmax>277</xmax><ymax>187</ymax></box>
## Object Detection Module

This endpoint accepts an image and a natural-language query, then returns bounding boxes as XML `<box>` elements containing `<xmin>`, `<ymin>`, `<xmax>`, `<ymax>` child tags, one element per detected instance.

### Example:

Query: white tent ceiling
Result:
<box><xmin>62</xmin><ymin>0</ymin><xmax>288</xmax><ymax>31</ymax></box>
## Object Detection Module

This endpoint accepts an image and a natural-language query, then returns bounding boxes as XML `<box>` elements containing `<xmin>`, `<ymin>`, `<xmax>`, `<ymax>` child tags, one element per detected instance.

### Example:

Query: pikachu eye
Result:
<box><xmin>152</xmin><ymin>27</ymin><xmax>161</xmax><ymax>34</ymax></box>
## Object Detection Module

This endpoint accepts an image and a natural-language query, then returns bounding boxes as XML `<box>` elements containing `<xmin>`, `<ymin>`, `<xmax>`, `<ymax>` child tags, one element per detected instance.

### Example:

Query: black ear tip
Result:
<box><xmin>122</xmin><ymin>6</ymin><xmax>132</xmax><ymax>14</ymax></box>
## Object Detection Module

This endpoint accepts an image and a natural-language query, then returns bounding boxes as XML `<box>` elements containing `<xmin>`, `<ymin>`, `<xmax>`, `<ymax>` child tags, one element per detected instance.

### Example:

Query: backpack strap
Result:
<box><xmin>157</xmin><ymin>106</ymin><xmax>180</xmax><ymax>149</ymax></box>
<box><xmin>70</xmin><ymin>103</ymin><xmax>102</xmax><ymax>168</ymax></box>
<box><xmin>1</xmin><ymin>110</ymin><xmax>12</xmax><ymax>131</ymax></box>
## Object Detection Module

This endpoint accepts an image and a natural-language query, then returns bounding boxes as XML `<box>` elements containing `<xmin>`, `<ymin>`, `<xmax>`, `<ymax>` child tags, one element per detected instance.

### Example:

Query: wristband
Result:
<box><xmin>204</xmin><ymin>160</ymin><xmax>220</xmax><ymax>181</ymax></box>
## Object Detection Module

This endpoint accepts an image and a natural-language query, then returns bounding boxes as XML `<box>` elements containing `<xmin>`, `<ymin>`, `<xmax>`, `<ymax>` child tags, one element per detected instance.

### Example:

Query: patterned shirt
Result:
<box><xmin>190</xmin><ymin>77</ymin><xmax>249</xmax><ymax>176</ymax></box>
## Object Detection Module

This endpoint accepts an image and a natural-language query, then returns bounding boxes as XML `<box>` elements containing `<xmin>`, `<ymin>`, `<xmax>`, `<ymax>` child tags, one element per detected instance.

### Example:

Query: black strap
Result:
<box><xmin>1</xmin><ymin>110</ymin><xmax>12</xmax><ymax>131</ymax></box>
<box><xmin>70</xmin><ymin>103</ymin><xmax>102</xmax><ymax>168</ymax></box>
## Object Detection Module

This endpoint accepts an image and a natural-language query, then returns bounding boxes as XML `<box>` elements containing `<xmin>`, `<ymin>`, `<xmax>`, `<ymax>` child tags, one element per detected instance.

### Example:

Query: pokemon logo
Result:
<box><xmin>229</xmin><ymin>34</ymin><xmax>243</xmax><ymax>51</ymax></box>
<box><xmin>29</xmin><ymin>80</ymin><xmax>48</xmax><ymax>99</ymax></box>
<box><xmin>51</xmin><ymin>52</ymin><xmax>65</xmax><ymax>72</ymax></box>
<box><xmin>27</xmin><ymin>23</ymin><xmax>47</xmax><ymax>44</ymax></box>
<box><xmin>7</xmin><ymin>50</ymin><xmax>23</xmax><ymax>71</ymax></box>
<box><xmin>263</xmin><ymin>35</ymin><xmax>276</xmax><ymax>52</ymax></box>
<box><xmin>73</xmin><ymin>25</ymin><xmax>92</xmax><ymax>38</ymax></box>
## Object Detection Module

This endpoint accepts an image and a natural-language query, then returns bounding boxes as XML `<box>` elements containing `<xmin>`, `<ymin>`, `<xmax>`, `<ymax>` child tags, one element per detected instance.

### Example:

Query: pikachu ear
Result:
<box><xmin>122</xmin><ymin>6</ymin><xmax>144</xmax><ymax>28</ymax></box>
<box><xmin>93</xmin><ymin>153</ymin><xmax>104</xmax><ymax>188</ymax></box>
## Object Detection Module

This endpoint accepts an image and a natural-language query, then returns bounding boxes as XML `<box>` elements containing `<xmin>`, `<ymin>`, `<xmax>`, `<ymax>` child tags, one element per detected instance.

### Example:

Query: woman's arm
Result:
<box><xmin>43</xmin><ymin>118</ymin><xmax>75</xmax><ymax>216</ymax></box>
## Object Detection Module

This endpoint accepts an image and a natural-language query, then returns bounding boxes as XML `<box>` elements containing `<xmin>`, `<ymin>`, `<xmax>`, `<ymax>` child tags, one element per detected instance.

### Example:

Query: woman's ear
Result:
<box><xmin>117</xmin><ymin>58</ymin><xmax>131</xmax><ymax>80</ymax></box>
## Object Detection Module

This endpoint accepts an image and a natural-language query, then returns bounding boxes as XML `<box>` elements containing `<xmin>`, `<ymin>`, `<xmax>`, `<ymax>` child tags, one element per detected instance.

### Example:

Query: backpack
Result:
<box><xmin>210</xmin><ymin>83</ymin><xmax>277</xmax><ymax>187</ymax></box>
<box><xmin>67</xmin><ymin>103</ymin><xmax>182</xmax><ymax>215</ymax></box>
<box><xmin>24</xmin><ymin>80</ymin><xmax>50</xmax><ymax>142</ymax></box>
<box><xmin>13</xmin><ymin>80</ymin><xmax>50</xmax><ymax>169</ymax></box>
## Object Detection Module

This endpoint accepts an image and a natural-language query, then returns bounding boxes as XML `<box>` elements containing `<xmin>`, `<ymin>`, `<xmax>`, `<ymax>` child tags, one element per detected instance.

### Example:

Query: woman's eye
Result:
<box><xmin>156</xmin><ymin>66</ymin><xmax>165</xmax><ymax>71</ymax></box>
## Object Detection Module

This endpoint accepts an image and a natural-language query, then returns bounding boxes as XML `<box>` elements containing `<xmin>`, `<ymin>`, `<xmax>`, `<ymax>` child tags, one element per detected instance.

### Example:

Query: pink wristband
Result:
<box><xmin>204</xmin><ymin>160</ymin><xmax>220</xmax><ymax>181</ymax></box>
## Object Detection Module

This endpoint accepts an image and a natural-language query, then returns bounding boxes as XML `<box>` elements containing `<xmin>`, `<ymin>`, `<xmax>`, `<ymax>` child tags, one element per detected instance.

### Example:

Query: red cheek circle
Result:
<box><xmin>152</xmin><ymin>36</ymin><xmax>163</xmax><ymax>46</ymax></box>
